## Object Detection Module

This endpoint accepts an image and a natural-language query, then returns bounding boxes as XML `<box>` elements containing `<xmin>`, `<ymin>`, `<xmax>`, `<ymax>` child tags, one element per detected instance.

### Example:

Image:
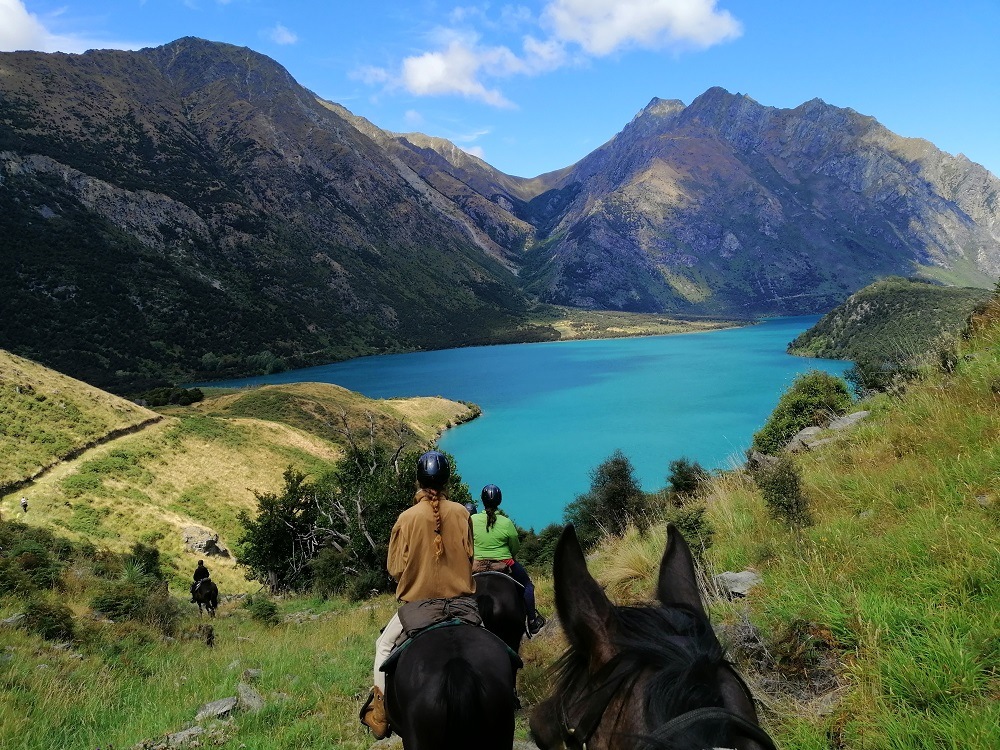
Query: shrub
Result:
<box><xmin>752</xmin><ymin>455</ymin><xmax>812</xmax><ymax>528</ymax></box>
<box><xmin>666</xmin><ymin>457</ymin><xmax>710</xmax><ymax>503</ymax></box>
<box><xmin>663</xmin><ymin>503</ymin><xmax>714</xmax><ymax>554</ymax></box>
<box><xmin>244</xmin><ymin>595</ymin><xmax>280</xmax><ymax>626</ymax></box>
<box><xmin>347</xmin><ymin>570</ymin><xmax>387</xmax><ymax>602</ymax></box>
<box><xmin>22</xmin><ymin>597</ymin><xmax>75</xmax><ymax>641</ymax></box>
<box><xmin>844</xmin><ymin>358</ymin><xmax>918</xmax><ymax>399</ymax></box>
<box><xmin>564</xmin><ymin>450</ymin><xmax>649</xmax><ymax>550</ymax></box>
<box><xmin>90</xmin><ymin>580</ymin><xmax>151</xmax><ymax>621</ymax></box>
<box><xmin>6</xmin><ymin>539</ymin><xmax>63</xmax><ymax>592</ymax></box>
<box><xmin>517</xmin><ymin>523</ymin><xmax>563</xmax><ymax>568</ymax></box>
<box><xmin>751</xmin><ymin>371</ymin><xmax>852</xmax><ymax>454</ymax></box>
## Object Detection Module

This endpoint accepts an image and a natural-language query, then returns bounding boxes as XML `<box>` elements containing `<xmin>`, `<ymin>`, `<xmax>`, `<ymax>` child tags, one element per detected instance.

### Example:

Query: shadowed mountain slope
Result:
<box><xmin>0</xmin><ymin>38</ymin><xmax>552</xmax><ymax>389</ymax></box>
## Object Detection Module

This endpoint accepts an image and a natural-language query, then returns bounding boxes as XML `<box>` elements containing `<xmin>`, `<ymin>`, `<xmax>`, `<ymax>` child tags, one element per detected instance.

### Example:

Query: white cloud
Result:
<box><xmin>267</xmin><ymin>23</ymin><xmax>298</xmax><ymax>46</ymax></box>
<box><xmin>401</xmin><ymin>39</ymin><xmax>515</xmax><ymax>107</ymax></box>
<box><xmin>359</xmin><ymin>0</ymin><xmax>740</xmax><ymax>107</ymax></box>
<box><xmin>0</xmin><ymin>0</ymin><xmax>48</xmax><ymax>51</ymax></box>
<box><xmin>351</xmin><ymin>65</ymin><xmax>392</xmax><ymax>85</ymax></box>
<box><xmin>403</xmin><ymin>109</ymin><xmax>424</xmax><ymax>127</ymax></box>
<box><xmin>453</xmin><ymin>127</ymin><xmax>492</xmax><ymax>144</ymax></box>
<box><xmin>543</xmin><ymin>0</ymin><xmax>742</xmax><ymax>56</ymax></box>
<box><xmin>0</xmin><ymin>0</ymin><xmax>147</xmax><ymax>52</ymax></box>
<box><xmin>461</xmin><ymin>145</ymin><xmax>486</xmax><ymax>159</ymax></box>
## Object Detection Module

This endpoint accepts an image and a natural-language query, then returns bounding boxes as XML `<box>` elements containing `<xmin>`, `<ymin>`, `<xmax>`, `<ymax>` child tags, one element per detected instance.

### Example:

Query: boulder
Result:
<box><xmin>714</xmin><ymin>570</ymin><xmax>762</xmax><ymax>598</ymax></box>
<box><xmin>828</xmin><ymin>411</ymin><xmax>870</xmax><ymax>430</ymax></box>
<box><xmin>194</xmin><ymin>696</ymin><xmax>237</xmax><ymax>722</ymax></box>
<box><xmin>182</xmin><ymin>526</ymin><xmax>230</xmax><ymax>557</ymax></box>
<box><xmin>237</xmin><ymin>682</ymin><xmax>265</xmax><ymax>713</ymax></box>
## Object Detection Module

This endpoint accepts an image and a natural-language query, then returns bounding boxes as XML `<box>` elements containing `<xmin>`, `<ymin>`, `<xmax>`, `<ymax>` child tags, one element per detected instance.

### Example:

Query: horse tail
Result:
<box><xmin>441</xmin><ymin>656</ymin><xmax>485</xmax><ymax>748</ymax></box>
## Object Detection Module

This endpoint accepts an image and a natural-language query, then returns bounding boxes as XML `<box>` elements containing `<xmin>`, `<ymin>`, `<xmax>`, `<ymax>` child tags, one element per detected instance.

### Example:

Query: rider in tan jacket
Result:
<box><xmin>360</xmin><ymin>450</ymin><xmax>475</xmax><ymax>739</ymax></box>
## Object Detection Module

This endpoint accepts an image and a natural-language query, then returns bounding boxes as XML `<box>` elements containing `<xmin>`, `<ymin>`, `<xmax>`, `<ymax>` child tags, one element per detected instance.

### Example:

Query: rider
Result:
<box><xmin>359</xmin><ymin>450</ymin><xmax>475</xmax><ymax>739</ymax></box>
<box><xmin>471</xmin><ymin>484</ymin><xmax>546</xmax><ymax>636</ymax></box>
<box><xmin>190</xmin><ymin>559</ymin><xmax>210</xmax><ymax>603</ymax></box>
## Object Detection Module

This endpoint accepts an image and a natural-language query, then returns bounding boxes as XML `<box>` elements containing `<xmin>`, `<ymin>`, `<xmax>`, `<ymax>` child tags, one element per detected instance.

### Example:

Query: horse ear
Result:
<box><xmin>554</xmin><ymin>525</ymin><xmax>616</xmax><ymax>665</ymax></box>
<box><xmin>656</xmin><ymin>524</ymin><xmax>708</xmax><ymax>620</ymax></box>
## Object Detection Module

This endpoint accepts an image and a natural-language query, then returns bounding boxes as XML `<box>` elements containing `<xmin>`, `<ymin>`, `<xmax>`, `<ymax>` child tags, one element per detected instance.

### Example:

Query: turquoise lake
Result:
<box><xmin>197</xmin><ymin>316</ymin><xmax>850</xmax><ymax>531</ymax></box>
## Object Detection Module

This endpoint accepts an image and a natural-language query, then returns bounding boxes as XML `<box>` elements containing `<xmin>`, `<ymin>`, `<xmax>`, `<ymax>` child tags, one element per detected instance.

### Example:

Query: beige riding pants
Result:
<box><xmin>374</xmin><ymin>612</ymin><xmax>405</xmax><ymax>692</ymax></box>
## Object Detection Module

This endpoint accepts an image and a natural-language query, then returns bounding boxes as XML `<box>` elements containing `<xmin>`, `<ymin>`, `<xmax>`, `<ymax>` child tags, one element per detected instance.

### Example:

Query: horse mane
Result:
<box><xmin>553</xmin><ymin>601</ymin><xmax>742</xmax><ymax>749</ymax></box>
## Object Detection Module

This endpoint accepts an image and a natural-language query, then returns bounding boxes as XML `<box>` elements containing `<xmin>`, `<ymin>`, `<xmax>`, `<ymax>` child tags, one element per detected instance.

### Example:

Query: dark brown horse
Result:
<box><xmin>474</xmin><ymin>571</ymin><xmax>528</xmax><ymax>654</ymax></box>
<box><xmin>383</xmin><ymin>623</ymin><xmax>520</xmax><ymax>750</ymax></box>
<box><xmin>193</xmin><ymin>579</ymin><xmax>218</xmax><ymax>618</ymax></box>
<box><xmin>530</xmin><ymin>524</ymin><xmax>777</xmax><ymax>750</ymax></box>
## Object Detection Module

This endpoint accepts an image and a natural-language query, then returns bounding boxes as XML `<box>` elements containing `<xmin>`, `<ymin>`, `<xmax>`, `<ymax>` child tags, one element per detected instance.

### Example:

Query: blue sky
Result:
<box><xmin>3</xmin><ymin>0</ymin><xmax>998</xmax><ymax>180</ymax></box>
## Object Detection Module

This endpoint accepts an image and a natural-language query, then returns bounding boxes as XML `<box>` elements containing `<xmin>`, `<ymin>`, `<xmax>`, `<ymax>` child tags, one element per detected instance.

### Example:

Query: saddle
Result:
<box><xmin>472</xmin><ymin>559</ymin><xmax>513</xmax><ymax>574</ymax></box>
<box><xmin>397</xmin><ymin>595</ymin><xmax>482</xmax><ymax>638</ymax></box>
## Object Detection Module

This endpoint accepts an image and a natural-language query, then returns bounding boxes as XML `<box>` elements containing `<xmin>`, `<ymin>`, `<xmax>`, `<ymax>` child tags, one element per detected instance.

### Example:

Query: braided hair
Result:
<box><xmin>415</xmin><ymin>487</ymin><xmax>446</xmax><ymax>557</ymax></box>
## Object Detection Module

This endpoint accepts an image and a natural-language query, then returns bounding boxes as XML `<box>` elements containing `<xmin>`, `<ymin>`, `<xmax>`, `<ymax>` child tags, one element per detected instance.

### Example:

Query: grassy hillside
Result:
<box><xmin>0</xmin><ymin>349</ymin><xmax>160</xmax><ymax>491</ymax></box>
<box><xmin>787</xmin><ymin>276</ymin><xmax>992</xmax><ymax>363</ymax></box>
<box><xmin>591</xmin><ymin>297</ymin><xmax>1000</xmax><ymax>748</ymax></box>
<box><xmin>3</xmin><ymin>301</ymin><xmax>999</xmax><ymax>749</ymax></box>
<box><xmin>1</xmin><ymin>360</ymin><xmax>476</xmax><ymax>596</ymax></box>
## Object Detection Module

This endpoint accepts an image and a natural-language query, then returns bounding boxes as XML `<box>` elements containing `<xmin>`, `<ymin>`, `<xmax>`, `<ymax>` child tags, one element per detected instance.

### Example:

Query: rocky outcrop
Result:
<box><xmin>182</xmin><ymin>526</ymin><xmax>230</xmax><ymax>557</ymax></box>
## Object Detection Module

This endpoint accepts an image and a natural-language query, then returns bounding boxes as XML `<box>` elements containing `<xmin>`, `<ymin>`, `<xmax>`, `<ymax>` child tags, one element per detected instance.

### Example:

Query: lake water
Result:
<box><xmin>196</xmin><ymin>316</ymin><xmax>849</xmax><ymax>530</ymax></box>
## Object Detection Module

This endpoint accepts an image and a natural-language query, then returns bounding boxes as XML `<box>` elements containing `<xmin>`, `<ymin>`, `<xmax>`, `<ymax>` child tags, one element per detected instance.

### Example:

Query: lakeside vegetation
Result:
<box><xmin>788</xmin><ymin>276</ymin><xmax>991</xmax><ymax>364</ymax></box>
<box><xmin>1</xmin><ymin>292</ymin><xmax>998</xmax><ymax>749</ymax></box>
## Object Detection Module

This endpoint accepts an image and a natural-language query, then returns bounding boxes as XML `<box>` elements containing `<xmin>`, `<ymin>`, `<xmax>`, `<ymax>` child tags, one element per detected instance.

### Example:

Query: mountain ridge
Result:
<box><xmin>2</xmin><ymin>37</ymin><xmax>999</xmax><ymax>387</ymax></box>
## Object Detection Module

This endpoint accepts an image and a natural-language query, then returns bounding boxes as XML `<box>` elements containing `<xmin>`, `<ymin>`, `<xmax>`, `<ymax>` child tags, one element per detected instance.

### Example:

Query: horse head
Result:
<box><xmin>529</xmin><ymin>524</ymin><xmax>776</xmax><ymax>750</ymax></box>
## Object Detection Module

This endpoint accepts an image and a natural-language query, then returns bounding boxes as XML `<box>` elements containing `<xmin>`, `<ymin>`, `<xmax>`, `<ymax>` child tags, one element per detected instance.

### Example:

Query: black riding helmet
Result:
<box><xmin>416</xmin><ymin>450</ymin><xmax>450</xmax><ymax>490</ymax></box>
<box><xmin>481</xmin><ymin>484</ymin><xmax>502</xmax><ymax>507</ymax></box>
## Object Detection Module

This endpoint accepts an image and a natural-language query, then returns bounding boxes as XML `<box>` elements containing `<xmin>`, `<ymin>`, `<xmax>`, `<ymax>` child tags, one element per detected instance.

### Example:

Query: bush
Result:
<box><xmin>244</xmin><ymin>595</ymin><xmax>280</xmax><ymax>626</ymax></box>
<box><xmin>517</xmin><ymin>523</ymin><xmax>563</xmax><ymax>568</ymax></box>
<box><xmin>565</xmin><ymin>450</ymin><xmax>650</xmax><ymax>550</ymax></box>
<box><xmin>347</xmin><ymin>570</ymin><xmax>387</xmax><ymax>602</ymax></box>
<box><xmin>844</xmin><ymin>358</ymin><xmax>918</xmax><ymax>399</ymax></box>
<box><xmin>90</xmin><ymin>580</ymin><xmax>151</xmax><ymax>621</ymax></box>
<box><xmin>752</xmin><ymin>455</ymin><xmax>812</xmax><ymax>528</ymax></box>
<box><xmin>5</xmin><ymin>539</ymin><xmax>63</xmax><ymax>592</ymax></box>
<box><xmin>751</xmin><ymin>371</ymin><xmax>852</xmax><ymax>454</ymax></box>
<box><xmin>663</xmin><ymin>503</ymin><xmax>714</xmax><ymax>554</ymax></box>
<box><xmin>22</xmin><ymin>597</ymin><xmax>75</xmax><ymax>641</ymax></box>
<box><xmin>666</xmin><ymin>457</ymin><xmax>710</xmax><ymax>503</ymax></box>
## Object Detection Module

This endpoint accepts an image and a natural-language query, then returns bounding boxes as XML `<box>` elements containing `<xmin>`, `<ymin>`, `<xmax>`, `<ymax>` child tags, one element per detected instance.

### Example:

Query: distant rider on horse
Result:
<box><xmin>471</xmin><ymin>484</ymin><xmax>546</xmax><ymax>635</ymax></box>
<box><xmin>359</xmin><ymin>450</ymin><xmax>476</xmax><ymax>739</ymax></box>
<box><xmin>190</xmin><ymin>559</ymin><xmax>210</xmax><ymax>603</ymax></box>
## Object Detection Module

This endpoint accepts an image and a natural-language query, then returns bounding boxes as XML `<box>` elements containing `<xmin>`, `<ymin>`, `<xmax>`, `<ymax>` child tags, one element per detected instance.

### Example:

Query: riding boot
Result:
<box><xmin>359</xmin><ymin>686</ymin><xmax>390</xmax><ymax>739</ymax></box>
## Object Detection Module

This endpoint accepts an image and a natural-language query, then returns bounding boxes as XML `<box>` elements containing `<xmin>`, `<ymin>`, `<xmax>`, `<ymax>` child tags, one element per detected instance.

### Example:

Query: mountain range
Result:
<box><xmin>2</xmin><ymin>37</ymin><xmax>999</xmax><ymax>389</ymax></box>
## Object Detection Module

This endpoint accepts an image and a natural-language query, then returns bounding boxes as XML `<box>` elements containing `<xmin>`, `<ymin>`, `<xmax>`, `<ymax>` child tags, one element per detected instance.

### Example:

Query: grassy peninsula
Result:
<box><xmin>788</xmin><ymin>276</ymin><xmax>992</xmax><ymax>363</ymax></box>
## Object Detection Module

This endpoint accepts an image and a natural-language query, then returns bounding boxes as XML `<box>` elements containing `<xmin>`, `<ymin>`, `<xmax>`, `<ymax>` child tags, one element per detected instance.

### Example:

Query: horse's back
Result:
<box><xmin>474</xmin><ymin>572</ymin><xmax>526</xmax><ymax>653</ymax></box>
<box><xmin>388</xmin><ymin>625</ymin><xmax>516</xmax><ymax>750</ymax></box>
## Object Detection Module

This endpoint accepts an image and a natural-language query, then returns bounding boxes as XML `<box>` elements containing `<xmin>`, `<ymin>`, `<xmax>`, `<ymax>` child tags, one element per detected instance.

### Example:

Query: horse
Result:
<box><xmin>529</xmin><ymin>524</ymin><xmax>777</xmax><ymax>750</ymax></box>
<box><xmin>474</xmin><ymin>570</ymin><xmax>528</xmax><ymax>654</ymax></box>
<box><xmin>383</xmin><ymin>623</ymin><xmax>520</xmax><ymax>750</ymax></box>
<box><xmin>193</xmin><ymin>579</ymin><xmax>218</xmax><ymax>618</ymax></box>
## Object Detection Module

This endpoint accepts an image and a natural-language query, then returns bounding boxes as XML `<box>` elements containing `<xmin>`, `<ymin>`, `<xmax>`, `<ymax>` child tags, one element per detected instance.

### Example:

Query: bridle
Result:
<box><xmin>554</xmin><ymin>660</ymin><xmax>778</xmax><ymax>750</ymax></box>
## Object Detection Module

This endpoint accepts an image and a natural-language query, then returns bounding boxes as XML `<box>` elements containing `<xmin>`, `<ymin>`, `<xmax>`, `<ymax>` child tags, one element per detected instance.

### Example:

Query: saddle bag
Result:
<box><xmin>397</xmin><ymin>595</ymin><xmax>482</xmax><ymax>638</ymax></box>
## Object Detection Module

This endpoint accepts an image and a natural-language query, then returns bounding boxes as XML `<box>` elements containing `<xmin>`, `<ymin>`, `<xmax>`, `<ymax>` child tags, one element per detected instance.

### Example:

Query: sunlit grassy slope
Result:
<box><xmin>0</xmin><ymin>349</ymin><xmax>159</xmax><ymax>489</ymax></box>
<box><xmin>591</xmin><ymin>298</ymin><xmax>1000</xmax><ymax>749</ymax></box>
<box><xmin>2</xmin><ymin>363</ymin><xmax>475</xmax><ymax>595</ymax></box>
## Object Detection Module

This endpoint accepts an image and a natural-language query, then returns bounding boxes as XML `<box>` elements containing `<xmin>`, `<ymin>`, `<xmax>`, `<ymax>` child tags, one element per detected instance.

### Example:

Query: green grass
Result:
<box><xmin>0</xmin><ymin>349</ymin><xmax>158</xmax><ymax>488</ymax></box>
